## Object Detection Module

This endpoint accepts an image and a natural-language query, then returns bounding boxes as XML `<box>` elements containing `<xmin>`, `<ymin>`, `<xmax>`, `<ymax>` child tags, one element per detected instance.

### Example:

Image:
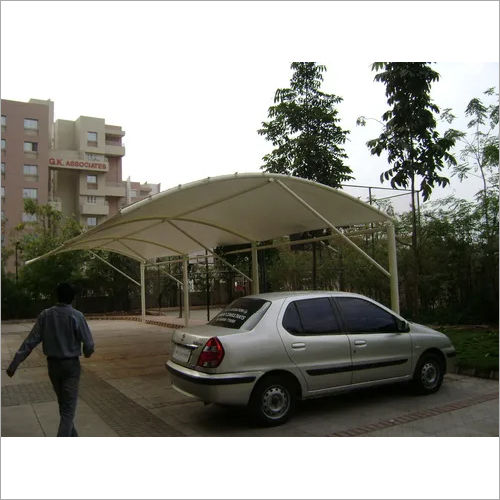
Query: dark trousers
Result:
<box><xmin>47</xmin><ymin>357</ymin><xmax>81</xmax><ymax>437</ymax></box>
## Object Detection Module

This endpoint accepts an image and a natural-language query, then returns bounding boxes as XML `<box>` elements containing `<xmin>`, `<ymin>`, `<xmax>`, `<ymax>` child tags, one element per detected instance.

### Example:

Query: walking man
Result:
<box><xmin>6</xmin><ymin>282</ymin><xmax>94</xmax><ymax>437</ymax></box>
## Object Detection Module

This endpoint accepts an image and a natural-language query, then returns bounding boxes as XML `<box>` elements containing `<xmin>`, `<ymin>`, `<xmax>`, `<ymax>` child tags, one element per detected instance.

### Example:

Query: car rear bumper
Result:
<box><xmin>166</xmin><ymin>360</ymin><xmax>261</xmax><ymax>406</ymax></box>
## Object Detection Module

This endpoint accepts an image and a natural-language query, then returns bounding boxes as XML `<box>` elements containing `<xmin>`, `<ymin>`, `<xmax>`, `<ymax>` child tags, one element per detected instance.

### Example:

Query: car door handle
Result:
<box><xmin>354</xmin><ymin>340</ymin><xmax>367</xmax><ymax>346</ymax></box>
<box><xmin>291</xmin><ymin>343</ymin><xmax>306</xmax><ymax>349</ymax></box>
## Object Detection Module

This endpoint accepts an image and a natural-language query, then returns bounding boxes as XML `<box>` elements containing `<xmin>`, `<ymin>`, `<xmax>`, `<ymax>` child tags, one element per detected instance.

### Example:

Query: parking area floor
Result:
<box><xmin>1</xmin><ymin>318</ymin><xmax>498</xmax><ymax>437</ymax></box>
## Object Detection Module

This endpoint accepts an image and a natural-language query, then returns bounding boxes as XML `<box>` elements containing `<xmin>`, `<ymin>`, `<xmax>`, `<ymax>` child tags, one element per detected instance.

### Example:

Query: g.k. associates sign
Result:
<box><xmin>49</xmin><ymin>157</ymin><xmax>109</xmax><ymax>172</ymax></box>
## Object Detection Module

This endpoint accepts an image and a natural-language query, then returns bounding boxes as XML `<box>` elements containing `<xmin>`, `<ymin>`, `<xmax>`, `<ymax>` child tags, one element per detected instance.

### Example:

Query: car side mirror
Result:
<box><xmin>396</xmin><ymin>319</ymin><xmax>410</xmax><ymax>333</ymax></box>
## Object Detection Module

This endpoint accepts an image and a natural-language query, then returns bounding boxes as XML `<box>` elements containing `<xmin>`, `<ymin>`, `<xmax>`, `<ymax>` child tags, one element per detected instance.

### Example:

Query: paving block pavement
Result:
<box><xmin>2</xmin><ymin>319</ymin><xmax>498</xmax><ymax>437</ymax></box>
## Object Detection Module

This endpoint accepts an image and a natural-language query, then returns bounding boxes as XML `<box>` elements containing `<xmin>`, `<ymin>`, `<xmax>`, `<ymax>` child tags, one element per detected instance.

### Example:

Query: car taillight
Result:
<box><xmin>197</xmin><ymin>337</ymin><xmax>225</xmax><ymax>368</ymax></box>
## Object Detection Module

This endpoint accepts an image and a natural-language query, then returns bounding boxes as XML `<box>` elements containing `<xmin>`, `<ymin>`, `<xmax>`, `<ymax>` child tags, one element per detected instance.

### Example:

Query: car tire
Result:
<box><xmin>412</xmin><ymin>353</ymin><xmax>444</xmax><ymax>394</ymax></box>
<box><xmin>249</xmin><ymin>375</ymin><xmax>296</xmax><ymax>426</ymax></box>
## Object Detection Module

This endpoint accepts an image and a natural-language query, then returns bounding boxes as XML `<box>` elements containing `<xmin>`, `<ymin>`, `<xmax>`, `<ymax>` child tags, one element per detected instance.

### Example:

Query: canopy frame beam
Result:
<box><xmin>82</xmin><ymin>216</ymin><xmax>254</xmax><ymax>247</ymax></box>
<box><xmin>167</xmin><ymin>221</ymin><xmax>253</xmax><ymax>283</ymax></box>
<box><xmin>221</xmin><ymin>226</ymin><xmax>386</xmax><ymax>256</ymax></box>
<box><xmin>88</xmin><ymin>251</ymin><xmax>141</xmax><ymax>287</ymax></box>
<box><xmin>274</xmin><ymin>179</ymin><xmax>390</xmax><ymax>278</ymax></box>
<box><xmin>172</xmin><ymin>179</ymin><xmax>270</xmax><ymax>219</ymax></box>
<box><xmin>274</xmin><ymin>178</ymin><xmax>399</xmax><ymax>313</ymax></box>
<box><xmin>157</xmin><ymin>266</ymin><xmax>183</xmax><ymax>287</ymax></box>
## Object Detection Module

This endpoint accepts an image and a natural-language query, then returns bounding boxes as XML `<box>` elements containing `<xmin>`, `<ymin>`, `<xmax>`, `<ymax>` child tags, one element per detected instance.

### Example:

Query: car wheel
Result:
<box><xmin>412</xmin><ymin>353</ymin><xmax>444</xmax><ymax>394</ymax></box>
<box><xmin>249</xmin><ymin>375</ymin><xmax>296</xmax><ymax>426</ymax></box>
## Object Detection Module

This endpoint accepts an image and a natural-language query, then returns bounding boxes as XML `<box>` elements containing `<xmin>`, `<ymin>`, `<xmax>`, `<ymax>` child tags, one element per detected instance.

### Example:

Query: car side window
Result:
<box><xmin>283</xmin><ymin>298</ymin><xmax>341</xmax><ymax>335</ymax></box>
<box><xmin>336</xmin><ymin>297</ymin><xmax>399</xmax><ymax>333</ymax></box>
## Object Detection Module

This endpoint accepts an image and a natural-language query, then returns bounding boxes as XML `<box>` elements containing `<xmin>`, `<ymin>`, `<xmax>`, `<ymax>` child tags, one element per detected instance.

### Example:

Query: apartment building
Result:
<box><xmin>122</xmin><ymin>178</ymin><xmax>161</xmax><ymax>207</ymax></box>
<box><xmin>2</xmin><ymin>99</ymin><xmax>53</xmax><ymax>248</ymax></box>
<box><xmin>1</xmin><ymin>98</ymin><xmax>160</xmax><ymax>268</ymax></box>
<box><xmin>50</xmin><ymin>114</ymin><xmax>126</xmax><ymax>227</ymax></box>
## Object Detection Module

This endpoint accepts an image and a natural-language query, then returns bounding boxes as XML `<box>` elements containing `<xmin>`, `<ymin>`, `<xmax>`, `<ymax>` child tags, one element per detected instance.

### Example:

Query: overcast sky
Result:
<box><xmin>1</xmin><ymin>2</ymin><xmax>499</xmax><ymax>213</ymax></box>
<box><xmin>1</xmin><ymin>2</ymin><xmax>499</xmax><ymax>499</ymax></box>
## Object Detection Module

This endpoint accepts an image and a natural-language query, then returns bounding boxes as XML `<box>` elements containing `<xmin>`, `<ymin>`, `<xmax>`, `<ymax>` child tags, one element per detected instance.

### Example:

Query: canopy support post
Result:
<box><xmin>251</xmin><ymin>242</ymin><xmax>260</xmax><ymax>294</ymax></box>
<box><xmin>386</xmin><ymin>222</ymin><xmax>400</xmax><ymax>314</ymax></box>
<box><xmin>183</xmin><ymin>255</ymin><xmax>190</xmax><ymax>327</ymax></box>
<box><xmin>140</xmin><ymin>262</ymin><xmax>146</xmax><ymax>322</ymax></box>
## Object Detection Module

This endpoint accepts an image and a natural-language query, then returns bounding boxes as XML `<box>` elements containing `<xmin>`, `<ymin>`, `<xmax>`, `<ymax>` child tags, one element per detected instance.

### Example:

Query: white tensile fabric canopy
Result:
<box><xmin>30</xmin><ymin>173</ymin><xmax>391</xmax><ymax>262</ymax></box>
<box><xmin>27</xmin><ymin>173</ymin><xmax>400</xmax><ymax>320</ymax></box>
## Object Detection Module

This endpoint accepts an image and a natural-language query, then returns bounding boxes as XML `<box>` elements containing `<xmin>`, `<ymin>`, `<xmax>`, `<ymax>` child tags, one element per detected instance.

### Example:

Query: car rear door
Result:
<box><xmin>277</xmin><ymin>297</ymin><xmax>352</xmax><ymax>392</ymax></box>
<box><xmin>334</xmin><ymin>296</ymin><xmax>412</xmax><ymax>384</ymax></box>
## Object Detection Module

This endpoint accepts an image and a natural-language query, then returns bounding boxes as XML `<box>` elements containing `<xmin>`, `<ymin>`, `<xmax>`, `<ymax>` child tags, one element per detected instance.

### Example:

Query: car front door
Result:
<box><xmin>277</xmin><ymin>297</ymin><xmax>352</xmax><ymax>393</ymax></box>
<box><xmin>334</xmin><ymin>297</ymin><xmax>412</xmax><ymax>385</ymax></box>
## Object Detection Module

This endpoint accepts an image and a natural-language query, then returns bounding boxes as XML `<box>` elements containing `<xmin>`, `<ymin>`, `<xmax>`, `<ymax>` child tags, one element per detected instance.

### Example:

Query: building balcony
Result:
<box><xmin>104</xmin><ymin>143</ymin><xmax>125</xmax><ymax>157</ymax></box>
<box><xmin>105</xmin><ymin>181</ymin><xmax>126</xmax><ymax>197</ymax></box>
<box><xmin>105</xmin><ymin>124</ymin><xmax>125</xmax><ymax>137</ymax></box>
<box><xmin>80</xmin><ymin>202</ymin><xmax>109</xmax><ymax>216</ymax></box>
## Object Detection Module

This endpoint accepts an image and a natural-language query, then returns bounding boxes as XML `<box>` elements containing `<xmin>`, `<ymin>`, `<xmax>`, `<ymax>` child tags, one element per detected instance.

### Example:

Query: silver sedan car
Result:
<box><xmin>166</xmin><ymin>291</ymin><xmax>456</xmax><ymax>425</ymax></box>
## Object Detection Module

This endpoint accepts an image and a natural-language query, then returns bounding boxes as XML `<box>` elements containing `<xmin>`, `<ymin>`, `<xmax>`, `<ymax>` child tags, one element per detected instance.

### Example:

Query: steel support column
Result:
<box><xmin>140</xmin><ymin>262</ymin><xmax>146</xmax><ymax>322</ymax></box>
<box><xmin>386</xmin><ymin>222</ymin><xmax>400</xmax><ymax>314</ymax></box>
<box><xmin>251</xmin><ymin>242</ymin><xmax>260</xmax><ymax>295</ymax></box>
<box><xmin>183</xmin><ymin>255</ymin><xmax>190</xmax><ymax>327</ymax></box>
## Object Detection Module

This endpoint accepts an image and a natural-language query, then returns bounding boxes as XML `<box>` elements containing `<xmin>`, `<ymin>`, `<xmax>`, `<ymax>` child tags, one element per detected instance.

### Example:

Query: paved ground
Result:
<box><xmin>1</xmin><ymin>316</ymin><xmax>498</xmax><ymax>437</ymax></box>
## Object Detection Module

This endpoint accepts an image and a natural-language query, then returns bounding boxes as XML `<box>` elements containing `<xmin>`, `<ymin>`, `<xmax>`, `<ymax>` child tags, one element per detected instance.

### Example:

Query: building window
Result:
<box><xmin>86</xmin><ymin>174</ymin><xmax>98</xmax><ymax>189</ymax></box>
<box><xmin>1</xmin><ymin>115</ymin><xmax>6</xmax><ymax>127</ymax></box>
<box><xmin>22</xmin><ymin>213</ymin><xmax>37</xmax><ymax>223</ymax></box>
<box><xmin>24</xmin><ymin>118</ymin><xmax>39</xmax><ymax>131</ymax></box>
<box><xmin>1</xmin><ymin>162</ymin><xmax>5</xmax><ymax>175</ymax></box>
<box><xmin>87</xmin><ymin>217</ymin><xmax>97</xmax><ymax>227</ymax></box>
<box><xmin>1</xmin><ymin>186</ymin><xmax>5</xmax><ymax>198</ymax></box>
<box><xmin>87</xmin><ymin>195</ymin><xmax>96</xmax><ymax>204</ymax></box>
<box><xmin>23</xmin><ymin>188</ymin><xmax>38</xmax><ymax>199</ymax></box>
<box><xmin>24</xmin><ymin>141</ymin><xmax>38</xmax><ymax>152</ymax></box>
<box><xmin>1</xmin><ymin>139</ymin><xmax>5</xmax><ymax>150</ymax></box>
<box><xmin>87</xmin><ymin>131</ymin><xmax>98</xmax><ymax>147</ymax></box>
<box><xmin>24</xmin><ymin>164</ymin><xmax>38</xmax><ymax>179</ymax></box>
<box><xmin>129</xmin><ymin>189</ymin><xmax>137</xmax><ymax>198</ymax></box>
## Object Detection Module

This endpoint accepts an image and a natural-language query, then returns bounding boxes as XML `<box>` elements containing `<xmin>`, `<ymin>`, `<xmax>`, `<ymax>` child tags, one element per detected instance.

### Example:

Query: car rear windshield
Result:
<box><xmin>208</xmin><ymin>298</ymin><xmax>271</xmax><ymax>330</ymax></box>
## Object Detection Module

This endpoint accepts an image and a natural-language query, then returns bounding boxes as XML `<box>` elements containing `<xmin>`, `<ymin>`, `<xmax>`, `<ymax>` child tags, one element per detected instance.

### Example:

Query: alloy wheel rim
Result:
<box><xmin>262</xmin><ymin>385</ymin><xmax>290</xmax><ymax>419</ymax></box>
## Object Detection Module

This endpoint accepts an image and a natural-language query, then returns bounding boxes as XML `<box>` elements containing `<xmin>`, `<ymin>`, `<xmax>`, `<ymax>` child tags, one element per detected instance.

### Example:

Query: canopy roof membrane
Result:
<box><xmin>29</xmin><ymin>173</ymin><xmax>392</xmax><ymax>264</ymax></box>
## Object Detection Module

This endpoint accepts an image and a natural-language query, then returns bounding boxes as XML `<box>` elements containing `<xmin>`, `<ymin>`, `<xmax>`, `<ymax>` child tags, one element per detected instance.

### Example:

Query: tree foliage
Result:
<box><xmin>258</xmin><ymin>62</ymin><xmax>352</xmax><ymax>187</ymax></box>
<box><xmin>12</xmin><ymin>199</ymin><xmax>84</xmax><ymax>300</ymax></box>
<box><xmin>368</xmin><ymin>62</ymin><xmax>461</xmax><ymax>201</ymax></box>
<box><xmin>365</xmin><ymin>62</ymin><xmax>462</xmax><ymax>316</ymax></box>
<box><xmin>444</xmin><ymin>87</ymin><xmax>499</xmax><ymax>240</ymax></box>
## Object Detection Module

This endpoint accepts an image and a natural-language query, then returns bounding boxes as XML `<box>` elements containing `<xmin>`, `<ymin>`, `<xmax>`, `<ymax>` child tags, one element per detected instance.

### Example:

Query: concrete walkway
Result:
<box><xmin>1</xmin><ymin>318</ymin><xmax>498</xmax><ymax>437</ymax></box>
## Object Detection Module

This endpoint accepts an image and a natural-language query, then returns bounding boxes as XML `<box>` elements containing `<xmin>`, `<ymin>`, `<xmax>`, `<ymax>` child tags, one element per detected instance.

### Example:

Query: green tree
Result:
<box><xmin>443</xmin><ymin>87</ymin><xmax>499</xmax><ymax>239</ymax></box>
<box><xmin>366</xmin><ymin>62</ymin><xmax>461</xmax><ymax>315</ymax></box>
<box><xmin>81</xmin><ymin>251</ymin><xmax>140</xmax><ymax>312</ymax></box>
<box><xmin>13</xmin><ymin>199</ymin><xmax>84</xmax><ymax>299</ymax></box>
<box><xmin>258</xmin><ymin>62</ymin><xmax>353</xmax><ymax>187</ymax></box>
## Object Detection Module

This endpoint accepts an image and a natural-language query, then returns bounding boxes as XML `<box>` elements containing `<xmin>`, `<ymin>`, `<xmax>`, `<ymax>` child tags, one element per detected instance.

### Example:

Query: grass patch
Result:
<box><xmin>438</xmin><ymin>326</ymin><xmax>499</xmax><ymax>373</ymax></box>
